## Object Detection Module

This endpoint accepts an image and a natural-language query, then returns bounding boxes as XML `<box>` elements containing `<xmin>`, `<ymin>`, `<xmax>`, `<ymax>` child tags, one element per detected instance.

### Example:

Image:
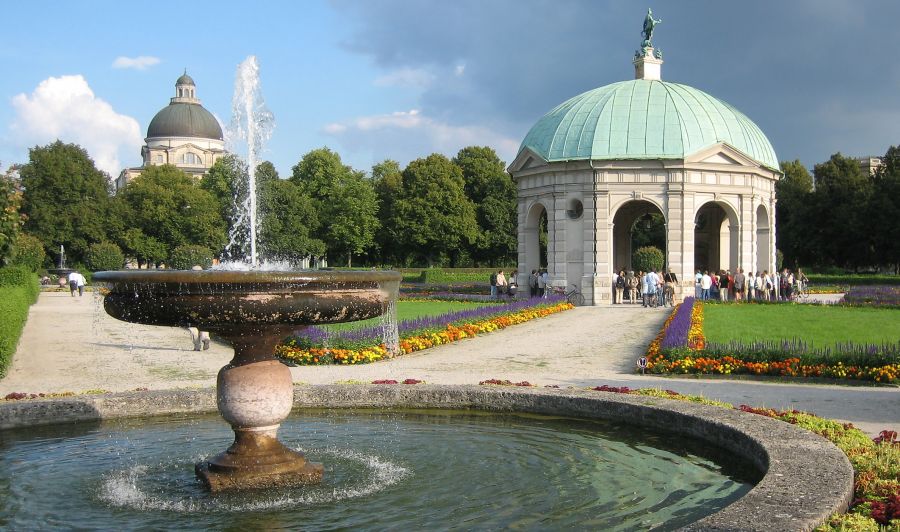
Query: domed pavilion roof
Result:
<box><xmin>176</xmin><ymin>72</ymin><xmax>195</xmax><ymax>86</ymax></box>
<box><xmin>518</xmin><ymin>79</ymin><xmax>779</xmax><ymax>171</ymax></box>
<box><xmin>147</xmin><ymin>103</ymin><xmax>223</xmax><ymax>140</ymax></box>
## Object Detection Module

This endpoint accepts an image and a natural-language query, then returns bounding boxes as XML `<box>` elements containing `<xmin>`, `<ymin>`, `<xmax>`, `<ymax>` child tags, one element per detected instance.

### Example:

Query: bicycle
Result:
<box><xmin>796</xmin><ymin>280</ymin><xmax>810</xmax><ymax>300</ymax></box>
<box><xmin>553</xmin><ymin>284</ymin><xmax>585</xmax><ymax>306</ymax></box>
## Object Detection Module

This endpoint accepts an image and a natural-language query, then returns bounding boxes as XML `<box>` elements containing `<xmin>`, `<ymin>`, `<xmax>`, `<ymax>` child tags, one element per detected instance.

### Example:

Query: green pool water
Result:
<box><xmin>0</xmin><ymin>409</ymin><xmax>756</xmax><ymax>530</ymax></box>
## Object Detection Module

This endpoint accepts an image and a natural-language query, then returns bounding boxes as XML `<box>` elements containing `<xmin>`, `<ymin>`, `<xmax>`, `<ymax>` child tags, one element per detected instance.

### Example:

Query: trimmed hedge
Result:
<box><xmin>0</xmin><ymin>266</ymin><xmax>40</xmax><ymax>378</ymax></box>
<box><xmin>417</xmin><ymin>268</ymin><xmax>496</xmax><ymax>284</ymax></box>
<box><xmin>807</xmin><ymin>274</ymin><xmax>900</xmax><ymax>286</ymax></box>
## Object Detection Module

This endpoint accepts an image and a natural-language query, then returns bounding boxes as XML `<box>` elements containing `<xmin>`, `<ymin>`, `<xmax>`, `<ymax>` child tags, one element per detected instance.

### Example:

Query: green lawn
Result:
<box><xmin>322</xmin><ymin>300</ymin><xmax>492</xmax><ymax>332</ymax></box>
<box><xmin>703</xmin><ymin>304</ymin><xmax>900</xmax><ymax>347</ymax></box>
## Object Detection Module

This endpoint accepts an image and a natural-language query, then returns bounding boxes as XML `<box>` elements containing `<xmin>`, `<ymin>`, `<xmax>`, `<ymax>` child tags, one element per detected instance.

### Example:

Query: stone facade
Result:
<box><xmin>510</xmin><ymin>145</ymin><xmax>779</xmax><ymax>305</ymax></box>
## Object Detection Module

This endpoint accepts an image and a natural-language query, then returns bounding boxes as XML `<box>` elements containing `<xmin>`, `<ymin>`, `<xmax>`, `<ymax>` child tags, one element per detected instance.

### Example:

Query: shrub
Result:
<box><xmin>85</xmin><ymin>241</ymin><xmax>124</xmax><ymax>272</ymax></box>
<box><xmin>169</xmin><ymin>245</ymin><xmax>214</xmax><ymax>270</ymax></box>
<box><xmin>10</xmin><ymin>234</ymin><xmax>46</xmax><ymax>272</ymax></box>
<box><xmin>632</xmin><ymin>246</ymin><xmax>664</xmax><ymax>273</ymax></box>
<box><xmin>0</xmin><ymin>266</ymin><xmax>39</xmax><ymax>377</ymax></box>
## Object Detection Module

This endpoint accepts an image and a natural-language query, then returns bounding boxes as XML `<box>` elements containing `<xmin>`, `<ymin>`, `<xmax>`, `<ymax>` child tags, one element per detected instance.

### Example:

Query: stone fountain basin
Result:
<box><xmin>92</xmin><ymin>270</ymin><xmax>402</xmax><ymax>331</ymax></box>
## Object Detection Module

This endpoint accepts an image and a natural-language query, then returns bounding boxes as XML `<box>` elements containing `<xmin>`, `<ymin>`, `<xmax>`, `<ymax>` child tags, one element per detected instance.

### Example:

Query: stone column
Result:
<box><xmin>594</xmin><ymin>191</ymin><xmax>612</xmax><ymax>303</ymax></box>
<box><xmin>666</xmin><ymin>181</ymin><xmax>686</xmax><ymax>301</ymax></box>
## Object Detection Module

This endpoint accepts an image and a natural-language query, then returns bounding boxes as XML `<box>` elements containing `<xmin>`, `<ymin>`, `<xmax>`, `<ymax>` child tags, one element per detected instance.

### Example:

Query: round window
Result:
<box><xmin>566</xmin><ymin>199</ymin><xmax>583</xmax><ymax>220</ymax></box>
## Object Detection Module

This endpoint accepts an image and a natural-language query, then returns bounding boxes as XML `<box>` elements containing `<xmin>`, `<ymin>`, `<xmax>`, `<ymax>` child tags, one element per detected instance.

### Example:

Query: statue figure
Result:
<box><xmin>641</xmin><ymin>8</ymin><xmax>662</xmax><ymax>47</ymax></box>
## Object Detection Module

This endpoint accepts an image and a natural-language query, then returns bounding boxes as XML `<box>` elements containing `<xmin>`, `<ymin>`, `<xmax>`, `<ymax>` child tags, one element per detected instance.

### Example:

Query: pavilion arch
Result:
<box><xmin>694</xmin><ymin>200</ymin><xmax>740</xmax><ymax>275</ymax></box>
<box><xmin>756</xmin><ymin>203</ymin><xmax>771</xmax><ymax>274</ymax></box>
<box><xmin>523</xmin><ymin>200</ymin><xmax>551</xmax><ymax>276</ymax></box>
<box><xmin>612</xmin><ymin>199</ymin><xmax>667</xmax><ymax>273</ymax></box>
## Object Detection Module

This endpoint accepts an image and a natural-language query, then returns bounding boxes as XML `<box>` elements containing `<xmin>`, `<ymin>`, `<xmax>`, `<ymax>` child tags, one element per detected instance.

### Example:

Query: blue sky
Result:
<box><xmin>2</xmin><ymin>1</ymin><xmax>899</xmax><ymax>178</ymax></box>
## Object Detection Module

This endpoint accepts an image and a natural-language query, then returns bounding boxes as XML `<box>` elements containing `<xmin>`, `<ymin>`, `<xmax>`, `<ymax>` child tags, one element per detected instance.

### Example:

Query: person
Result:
<box><xmin>507</xmin><ymin>270</ymin><xmax>518</xmax><ymax>298</ymax></box>
<box><xmin>539</xmin><ymin>269</ymin><xmax>550</xmax><ymax>298</ymax></box>
<box><xmin>625</xmin><ymin>270</ymin><xmax>638</xmax><ymax>303</ymax></box>
<box><xmin>755</xmin><ymin>272</ymin><xmax>765</xmax><ymax>301</ymax></box>
<box><xmin>529</xmin><ymin>269</ymin><xmax>538</xmax><ymax>298</ymax></box>
<box><xmin>187</xmin><ymin>265</ymin><xmax>211</xmax><ymax>350</ymax></box>
<box><xmin>762</xmin><ymin>270</ymin><xmax>771</xmax><ymax>301</ymax></box>
<box><xmin>489</xmin><ymin>270</ymin><xmax>498</xmax><ymax>300</ymax></box>
<box><xmin>640</xmin><ymin>270</ymin><xmax>650</xmax><ymax>307</ymax></box>
<box><xmin>662</xmin><ymin>269</ymin><xmax>677</xmax><ymax>307</ymax></box>
<box><xmin>694</xmin><ymin>270</ymin><xmax>702</xmax><ymax>299</ymax></box>
<box><xmin>615</xmin><ymin>270</ymin><xmax>626</xmax><ymax>304</ymax></box>
<box><xmin>733</xmin><ymin>268</ymin><xmax>745</xmax><ymax>302</ymax></box>
<box><xmin>718</xmin><ymin>270</ymin><xmax>728</xmax><ymax>302</ymax></box>
<box><xmin>782</xmin><ymin>269</ymin><xmax>794</xmax><ymax>300</ymax></box>
<box><xmin>769</xmin><ymin>271</ymin><xmax>779</xmax><ymax>301</ymax></box>
<box><xmin>747</xmin><ymin>271</ymin><xmax>756</xmax><ymax>300</ymax></box>
<box><xmin>796</xmin><ymin>268</ymin><xmax>809</xmax><ymax>295</ymax></box>
<box><xmin>700</xmin><ymin>270</ymin><xmax>712</xmax><ymax>301</ymax></box>
<box><xmin>611</xmin><ymin>270</ymin><xmax>620</xmax><ymax>304</ymax></box>
<box><xmin>496</xmin><ymin>270</ymin><xmax>507</xmax><ymax>297</ymax></box>
<box><xmin>67</xmin><ymin>270</ymin><xmax>86</xmax><ymax>297</ymax></box>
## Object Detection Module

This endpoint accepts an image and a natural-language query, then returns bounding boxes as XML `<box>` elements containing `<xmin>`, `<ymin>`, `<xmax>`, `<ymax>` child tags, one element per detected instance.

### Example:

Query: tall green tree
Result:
<box><xmin>873</xmin><ymin>146</ymin><xmax>900</xmax><ymax>273</ymax></box>
<box><xmin>452</xmin><ymin>146</ymin><xmax>517</xmax><ymax>266</ymax></box>
<box><xmin>290</xmin><ymin>148</ymin><xmax>379</xmax><ymax>266</ymax></box>
<box><xmin>19</xmin><ymin>141</ymin><xmax>113</xmax><ymax>265</ymax></box>
<box><xmin>809</xmin><ymin>153</ymin><xmax>874</xmax><ymax>269</ymax></box>
<box><xmin>257</xmin><ymin>169</ymin><xmax>325</xmax><ymax>262</ymax></box>
<box><xmin>392</xmin><ymin>153</ymin><xmax>478</xmax><ymax>266</ymax></box>
<box><xmin>117</xmin><ymin>165</ymin><xmax>226</xmax><ymax>266</ymax></box>
<box><xmin>0</xmin><ymin>165</ymin><xmax>25</xmax><ymax>266</ymax></box>
<box><xmin>776</xmin><ymin>160</ymin><xmax>814</xmax><ymax>268</ymax></box>
<box><xmin>371</xmin><ymin>159</ymin><xmax>403</xmax><ymax>265</ymax></box>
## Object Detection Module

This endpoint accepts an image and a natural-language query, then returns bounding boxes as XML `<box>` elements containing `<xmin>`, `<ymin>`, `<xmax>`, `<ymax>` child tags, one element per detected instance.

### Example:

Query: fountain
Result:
<box><xmin>94</xmin><ymin>56</ymin><xmax>402</xmax><ymax>491</ymax></box>
<box><xmin>47</xmin><ymin>244</ymin><xmax>74</xmax><ymax>282</ymax></box>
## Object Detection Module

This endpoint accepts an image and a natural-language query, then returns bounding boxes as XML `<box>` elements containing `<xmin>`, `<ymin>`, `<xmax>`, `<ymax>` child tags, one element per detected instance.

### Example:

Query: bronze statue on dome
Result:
<box><xmin>641</xmin><ymin>8</ymin><xmax>662</xmax><ymax>47</ymax></box>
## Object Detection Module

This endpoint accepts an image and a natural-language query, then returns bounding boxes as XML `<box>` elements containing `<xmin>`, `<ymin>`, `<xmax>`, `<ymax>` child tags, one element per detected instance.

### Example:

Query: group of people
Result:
<box><xmin>489</xmin><ymin>269</ymin><xmax>519</xmax><ymax>299</ymax></box>
<box><xmin>528</xmin><ymin>269</ymin><xmax>552</xmax><ymax>298</ymax></box>
<box><xmin>694</xmin><ymin>267</ymin><xmax>808</xmax><ymax>302</ymax></box>
<box><xmin>612</xmin><ymin>268</ymin><xmax>678</xmax><ymax>307</ymax></box>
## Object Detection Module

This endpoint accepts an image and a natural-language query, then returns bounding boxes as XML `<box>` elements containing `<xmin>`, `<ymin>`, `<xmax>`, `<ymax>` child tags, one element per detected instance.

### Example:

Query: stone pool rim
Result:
<box><xmin>0</xmin><ymin>384</ymin><xmax>853</xmax><ymax>531</ymax></box>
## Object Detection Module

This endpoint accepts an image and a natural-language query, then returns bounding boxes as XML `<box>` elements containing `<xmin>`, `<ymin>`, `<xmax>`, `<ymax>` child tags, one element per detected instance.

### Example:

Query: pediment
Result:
<box><xmin>685</xmin><ymin>142</ymin><xmax>761</xmax><ymax>169</ymax></box>
<box><xmin>507</xmin><ymin>146</ymin><xmax>548</xmax><ymax>174</ymax></box>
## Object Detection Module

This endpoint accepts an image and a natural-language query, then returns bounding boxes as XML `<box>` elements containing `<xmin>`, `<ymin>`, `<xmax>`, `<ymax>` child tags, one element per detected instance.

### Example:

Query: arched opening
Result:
<box><xmin>612</xmin><ymin>200</ymin><xmax>666</xmax><ymax>273</ymax></box>
<box><xmin>694</xmin><ymin>201</ymin><xmax>739</xmax><ymax>275</ymax></box>
<box><xmin>524</xmin><ymin>202</ymin><xmax>549</xmax><ymax>276</ymax></box>
<box><xmin>756</xmin><ymin>204</ymin><xmax>771</xmax><ymax>274</ymax></box>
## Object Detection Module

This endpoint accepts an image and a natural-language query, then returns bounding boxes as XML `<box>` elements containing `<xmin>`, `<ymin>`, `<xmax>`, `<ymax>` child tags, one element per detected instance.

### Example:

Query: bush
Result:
<box><xmin>632</xmin><ymin>246</ymin><xmax>664</xmax><ymax>273</ymax></box>
<box><xmin>807</xmin><ymin>274</ymin><xmax>900</xmax><ymax>286</ymax></box>
<box><xmin>85</xmin><ymin>241</ymin><xmax>124</xmax><ymax>272</ymax></box>
<box><xmin>169</xmin><ymin>245</ymin><xmax>214</xmax><ymax>270</ymax></box>
<box><xmin>418</xmin><ymin>268</ymin><xmax>497</xmax><ymax>284</ymax></box>
<box><xmin>10</xmin><ymin>234</ymin><xmax>46</xmax><ymax>272</ymax></box>
<box><xmin>0</xmin><ymin>266</ymin><xmax>39</xmax><ymax>377</ymax></box>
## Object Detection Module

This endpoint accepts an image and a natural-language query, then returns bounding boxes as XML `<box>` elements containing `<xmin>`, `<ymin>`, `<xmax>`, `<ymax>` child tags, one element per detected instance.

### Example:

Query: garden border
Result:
<box><xmin>0</xmin><ymin>385</ymin><xmax>853</xmax><ymax>531</ymax></box>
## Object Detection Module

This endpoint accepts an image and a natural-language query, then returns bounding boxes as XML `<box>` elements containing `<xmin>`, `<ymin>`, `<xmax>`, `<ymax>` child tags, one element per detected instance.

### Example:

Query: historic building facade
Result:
<box><xmin>116</xmin><ymin>72</ymin><xmax>226</xmax><ymax>190</ymax></box>
<box><xmin>509</xmin><ymin>17</ymin><xmax>781</xmax><ymax>305</ymax></box>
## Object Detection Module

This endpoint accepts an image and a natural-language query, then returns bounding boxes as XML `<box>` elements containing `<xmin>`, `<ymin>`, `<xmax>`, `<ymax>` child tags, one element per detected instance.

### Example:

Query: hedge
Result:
<box><xmin>0</xmin><ymin>266</ymin><xmax>40</xmax><ymax>378</ymax></box>
<box><xmin>807</xmin><ymin>274</ymin><xmax>900</xmax><ymax>286</ymax></box>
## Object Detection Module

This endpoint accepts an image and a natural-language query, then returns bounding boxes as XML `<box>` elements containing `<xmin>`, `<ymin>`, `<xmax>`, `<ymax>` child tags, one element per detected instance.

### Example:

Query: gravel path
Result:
<box><xmin>3</xmin><ymin>292</ymin><xmax>897</xmax><ymax>436</ymax></box>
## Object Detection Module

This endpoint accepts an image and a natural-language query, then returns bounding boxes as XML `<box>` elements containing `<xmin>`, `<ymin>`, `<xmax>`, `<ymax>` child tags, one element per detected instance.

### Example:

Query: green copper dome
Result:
<box><xmin>519</xmin><ymin>79</ymin><xmax>778</xmax><ymax>170</ymax></box>
<box><xmin>147</xmin><ymin>102</ymin><xmax>223</xmax><ymax>140</ymax></box>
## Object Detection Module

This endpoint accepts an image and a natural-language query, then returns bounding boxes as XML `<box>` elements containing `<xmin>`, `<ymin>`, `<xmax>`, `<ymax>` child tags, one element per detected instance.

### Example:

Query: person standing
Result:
<box><xmin>611</xmin><ymin>270</ymin><xmax>620</xmax><ymax>304</ymax></box>
<box><xmin>694</xmin><ymin>270</ymin><xmax>702</xmax><ymax>299</ymax></box>
<box><xmin>489</xmin><ymin>270</ymin><xmax>498</xmax><ymax>300</ymax></box>
<box><xmin>640</xmin><ymin>270</ymin><xmax>650</xmax><ymax>307</ymax></box>
<box><xmin>529</xmin><ymin>269</ymin><xmax>538</xmax><ymax>298</ymax></box>
<box><xmin>507</xmin><ymin>270</ymin><xmax>518</xmax><ymax>298</ymax></box>
<box><xmin>496</xmin><ymin>270</ymin><xmax>507</xmax><ymax>298</ymax></box>
<box><xmin>663</xmin><ymin>269</ymin><xmax>678</xmax><ymax>306</ymax></box>
<box><xmin>700</xmin><ymin>271</ymin><xmax>712</xmax><ymax>301</ymax></box>
<box><xmin>733</xmin><ymin>268</ymin><xmax>745</xmax><ymax>302</ymax></box>
<box><xmin>538</xmin><ymin>269</ymin><xmax>549</xmax><ymax>298</ymax></box>
<box><xmin>625</xmin><ymin>270</ymin><xmax>637</xmax><ymax>303</ymax></box>
<box><xmin>718</xmin><ymin>271</ymin><xmax>728</xmax><ymax>302</ymax></box>
<box><xmin>615</xmin><ymin>270</ymin><xmax>626</xmax><ymax>305</ymax></box>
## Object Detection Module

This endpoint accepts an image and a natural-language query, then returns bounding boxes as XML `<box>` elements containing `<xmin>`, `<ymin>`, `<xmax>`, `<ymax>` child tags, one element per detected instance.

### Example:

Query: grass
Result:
<box><xmin>321</xmin><ymin>300</ymin><xmax>492</xmax><ymax>332</ymax></box>
<box><xmin>704</xmin><ymin>304</ymin><xmax>900</xmax><ymax>348</ymax></box>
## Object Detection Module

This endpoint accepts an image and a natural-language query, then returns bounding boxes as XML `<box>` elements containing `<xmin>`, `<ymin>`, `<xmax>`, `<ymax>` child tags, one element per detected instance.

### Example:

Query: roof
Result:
<box><xmin>176</xmin><ymin>72</ymin><xmax>195</xmax><ymax>86</ymax></box>
<box><xmin>147</xmin><ymin>102</ymin><xmax>223</xmax><ymax>140</ymax></box>
<box><xmin>518</xmin><ymin>79</ymin><xmax>779</xmax><ymax>170</ymax></box>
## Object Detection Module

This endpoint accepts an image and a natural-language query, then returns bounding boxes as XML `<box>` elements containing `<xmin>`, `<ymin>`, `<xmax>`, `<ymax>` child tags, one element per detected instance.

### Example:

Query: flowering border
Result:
<box><xmin>646</xmin><ymin>298</ymin><xmax>900</xmax><ymax>384</ymax></box>
<box><xmin>276</xmin><ymin>301</ymin><xmax>573</xmax><ymax>365</ymax></box>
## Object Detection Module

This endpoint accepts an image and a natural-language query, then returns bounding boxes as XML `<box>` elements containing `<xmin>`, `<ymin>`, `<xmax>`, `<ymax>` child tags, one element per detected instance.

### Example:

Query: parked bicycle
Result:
<box><xmin>552</xmin><ymin>284</ymin><xmax>585</xmax><ymax>306</ymax></box>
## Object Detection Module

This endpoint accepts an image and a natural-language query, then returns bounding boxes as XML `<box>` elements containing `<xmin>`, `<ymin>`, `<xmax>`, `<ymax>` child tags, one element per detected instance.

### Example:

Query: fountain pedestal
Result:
<box><xmin>196</xmin><ymin>326</ymin><xmax>323</xmax><ymax>491</ymax></box>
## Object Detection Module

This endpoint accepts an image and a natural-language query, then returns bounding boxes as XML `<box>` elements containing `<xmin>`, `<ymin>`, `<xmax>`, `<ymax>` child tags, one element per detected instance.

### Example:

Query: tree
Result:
<box><xmin>169</xmin><ymin>244</ymin><xmax>214</xmax><ymax>270</ymax></box>
<box><xmin>392</xmin><ymin>154</ymin><xmax>478</xmax><ymax>266</ymax></box>
<box><xmin>452</xmin><ymin>146</ymin><xmax>517</xmax><ymax>266</ymax></box>
<box><xmin>775</xmin><ymin>160</ymin><xmax>814</xmax><ymax>268</ymax></box>
<box><xmin>85</xmin><ymin>241</ymin><xmax>125</xmax><ymax>271</ymax></box>
<box><xmin>0</xmin><ymin>164</ymin><xmax>25</xmax><ymax>266</ymax></box>
<box><xmin>371</xmin><ymin>159</ymin><xmax>403</xmax><ymax>265</ymax></box>
<box><xmin>118</xmin><ymin>165</ymin><xmax>226</xmax><ymax>266</ymax></box>
<box><xmin>257</xmin><ymin>177</ymin><xmax>326</xmax><ymax>262</ymax></box>
<box><xmin>10</xmin><ymin>233</ymin><xmax>45</xmax><ymax>272</ymax></box>
<box><xmin>201</xmin><ymin>155</ymin><xmax>247</xmax><ymax>260</ymax></box>
<box><xmin>290</xmin><ymin>148</ymin><xmax>379</xmax><ymax>266</ymax></box>
<box><xmin>809</xmin><ymin>154</ymin><xmax>874</xmax><ymax>269</ymax></box>
<box><xmin>19</xmin><ymin>141</ymin><xmax>113</xmax><ymax>265</ymax></box>
<box><xmin>872</xmin><ymin>146</ymin><xmax>900</xmax><ymax>273</ymax></box>
<box><xmin>632</xmin><ymin>246</ymin><xmax>664</xmax><ymax>273</ymax></box>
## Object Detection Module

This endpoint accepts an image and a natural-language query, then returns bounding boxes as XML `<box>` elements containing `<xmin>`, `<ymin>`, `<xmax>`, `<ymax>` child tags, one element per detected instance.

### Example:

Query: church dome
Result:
<box><xmin>147</xmin><ymin>103</ymin><xmax>223</xmax><ymax>140</ymax></box>
<box><xmin>518</xmin><ymin>79</ymin><xmax>779</xmax><ymax>170</ymax></box>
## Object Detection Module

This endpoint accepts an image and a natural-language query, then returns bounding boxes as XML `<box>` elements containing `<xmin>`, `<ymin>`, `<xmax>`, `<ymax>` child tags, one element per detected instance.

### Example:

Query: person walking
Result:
<box><xmin>67</xmin><ymin>270</ymin><xmax>86</xmax><ymax>297</ymax></box>
<box><xmin>663</xmin><ymin>268</ymin><xmax>678</xmax><ymax>307</ymax></box>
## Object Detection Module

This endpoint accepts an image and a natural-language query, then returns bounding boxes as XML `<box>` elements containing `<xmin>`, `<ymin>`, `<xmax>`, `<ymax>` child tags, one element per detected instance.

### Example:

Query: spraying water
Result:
<box><xmin>227</xmin><ymin>56</ymin><xmax>274</xmax><ymax>268</ymax></box>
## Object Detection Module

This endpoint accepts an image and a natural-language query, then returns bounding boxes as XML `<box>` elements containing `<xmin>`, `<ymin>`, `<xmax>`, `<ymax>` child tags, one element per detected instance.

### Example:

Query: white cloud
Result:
<box><xmin>10</xmin><ymin>75</ymin><xmax>143</xmax><ymax>176</ymax></box>
<box><xmin>454</xmin><ymin>63</ymin><xmax>466</xmax><ymax>76</ymax></box>
<box><xmin>112</xmin><ymin>56</ymin><xmax>161</xmax><ymax>70</ymax></box>
<box><xmin>324</xmin><ymin>109</ymin><xmax>520</xmax><ymax>166</ymax></box>
<box><xmin>373</xmin><ymin>67</ymin><xmax>435</xmax><ymax>88</ymax></box>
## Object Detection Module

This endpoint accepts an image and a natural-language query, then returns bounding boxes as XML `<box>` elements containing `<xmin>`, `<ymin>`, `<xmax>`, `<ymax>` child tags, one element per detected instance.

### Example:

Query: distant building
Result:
<box><xmin>116</xmin><ymin>72</ymin><xmax>226</xmax><ymax>190</ymax></box>
<box><xmin>853</xmin><ymin>156</ymin><xmax>883</xmax><ymax>176</ymax></box>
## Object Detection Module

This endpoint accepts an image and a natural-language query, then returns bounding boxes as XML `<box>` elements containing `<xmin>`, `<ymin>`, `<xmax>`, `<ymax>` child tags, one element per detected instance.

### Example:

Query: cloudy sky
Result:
<box><xmin>1</xmin><ymin>1</ymin><xmax>899</xmax><ymax>178</ymax></box>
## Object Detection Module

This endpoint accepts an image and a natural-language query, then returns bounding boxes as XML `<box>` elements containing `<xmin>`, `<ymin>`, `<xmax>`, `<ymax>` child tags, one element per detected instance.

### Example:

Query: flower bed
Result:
<box><xmin>646</xmin><ymin>299</ymin><xmax>900</xmax><ymax>384</ymax></box>
<box><xmin>276</xmin><ymin>296</ymin><xmax>573</xmax><ymax>365</ymax></box>
<box><xmin>843</xmin><ymin>285</ymin><xmax>900</xmax><ymax>307</ymax></box>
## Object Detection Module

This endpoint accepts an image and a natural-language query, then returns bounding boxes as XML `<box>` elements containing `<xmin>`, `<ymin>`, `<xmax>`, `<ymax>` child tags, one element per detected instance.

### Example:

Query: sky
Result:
<box><xmin>2</xmin><ymin>0</ymin><xmax>899</xmax><ymax>179</ymax></box>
